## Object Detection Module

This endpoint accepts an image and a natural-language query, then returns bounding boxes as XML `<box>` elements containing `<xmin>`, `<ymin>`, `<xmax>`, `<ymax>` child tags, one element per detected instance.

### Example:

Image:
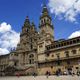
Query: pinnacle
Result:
<box><xmin>42</xmin><ymin>4</ymin><xmax>48</xmax><ymax>14</ymax></box>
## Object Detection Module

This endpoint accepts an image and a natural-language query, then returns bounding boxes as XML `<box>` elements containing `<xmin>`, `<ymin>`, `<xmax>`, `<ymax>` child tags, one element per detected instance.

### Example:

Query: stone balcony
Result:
<box><xmin>38</xmin><ymin>54</ymin><xmax>80</xmax><ymax>63</ymax></box>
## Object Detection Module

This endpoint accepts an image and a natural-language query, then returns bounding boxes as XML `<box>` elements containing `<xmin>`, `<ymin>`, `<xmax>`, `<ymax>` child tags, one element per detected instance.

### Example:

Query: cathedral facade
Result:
<box><xmin>0</xmin><ymin>5</ymin><xmax>80</xmax><ymax>76</ymax></box>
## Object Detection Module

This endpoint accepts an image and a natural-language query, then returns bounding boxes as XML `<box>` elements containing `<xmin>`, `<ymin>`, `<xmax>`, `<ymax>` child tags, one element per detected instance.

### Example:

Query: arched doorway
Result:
<box><xmin>29</xmin><ymin>54</ymin><xmax>34</xmax><ymax>64</ymax></box>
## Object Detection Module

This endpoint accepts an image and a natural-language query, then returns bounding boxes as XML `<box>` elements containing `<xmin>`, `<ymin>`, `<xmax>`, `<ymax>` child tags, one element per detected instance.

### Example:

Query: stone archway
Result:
<box><xmin>28</xmin><ymin>54</ymin><xmax>35</xmax><ymax>64</ymax></box>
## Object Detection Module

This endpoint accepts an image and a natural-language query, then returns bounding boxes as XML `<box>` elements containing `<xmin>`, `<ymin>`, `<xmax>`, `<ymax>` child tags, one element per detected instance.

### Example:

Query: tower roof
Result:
<box><xmin>31</xmin><ymin>22</ymin><xmax>37</xmax><ymax>32</ymax></box>
<box><xmin>42</xmin><ymin>4</ymin><xmax>49</xmax><ymax>14</ymax></box>
<box><xmin>40</xmin><ymin>4</ymin><xmax>51</xmax><ymax>19</ymax></box>
<box><xmin>31</xmin><ymin>22</ymin><xmax>35</xmax><ymax>26</ymax></box>
<box><xmin>24</xmin><ymin>16</ymin><xmax>30</xmax><ymax>27</ymax></box>
<box><xmin>25</xmin><ymin>16</ymin><xmax>30</xmax><ymax>24</ymax></box>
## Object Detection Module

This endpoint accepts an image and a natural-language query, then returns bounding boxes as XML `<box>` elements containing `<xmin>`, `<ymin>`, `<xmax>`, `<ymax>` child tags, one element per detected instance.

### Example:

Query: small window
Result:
<box><xmin>66</xmin><ymin>53</ymin><xmax>69</xmax><ymax>57</ymax></box>
<box><xmin>65</xmin><ymin>51</ymin><xmax>69</xmax><ymax>57</ymax></box>
<box><xmin>55</xmin><ymin>45</ymin><xmax>58</xmax><ymax>48</ymax></box>
<box><xmin>67</xmin><ymin>42</ymin><xmax>69</xmax><ymax>45</ymax></box>
<box><xmin>44</xmin><ymin>18</ymin><xmax>46</xmax><ymax>23</ymax></box>
<box><xmin>14</xmin><ymin>62</ymin><xmax>17</xmax><ymax>66</ymax></box>
<box><xmin>77</xmin><ymin>39</ymin><xmax>80</xmax><ymax>42</ymax></box>
<box><xmin>41</xmin><ymin>20</ymin><xmax>44</xmax><ymax>24</ymax></box>
<box><xmin>46</xmin><ymin>53</ymin><xmax>50</xmax><ymax>57</ymax></box>
<box><xmin>59</xmin><ymin>44</ymin><xmax>61</xmax><ymax>47</ymax></box>
<box><xmin>26</xmin><ymin>28</ymin><xmax>28</xmax><ymax>32</ymax></box>
<box><xmin>23</xmin><ymin>43</ymin><xmax>26</xmax><ymax>46</ymax></box>
<box><xmin>64</xmin><ymin>42</ymin><xmax>66</xmax><ymax>46</ymax></box>
<box><xmin>51</xmin><ymin>66</ymin><xmax>53</xmax><ymax>68</ymax></box>
<box><xmin>31</xmin><ymin>44</ymin><xmax>33</xmax><ymax>49</ymax></box>
<box><xmin>53</xmin><ymin>45</ymin><xmax>56</xmax><ymax>48</ymax></box>
<box><xmin>76</xmin><ymin>67</ymin><xmax>79</xmax><ymax>69</ymax></box>
<box><xmin>47</xmin><ymin>47</ymin><xmax>50</xmax><ymax>50</ymax></box>
<box><xmin>73</xmin><ymin>40</ymin><xmax>76</xmax><ymax>43</ymax></box>
<box><xmin>70</xmin><ymin>41</ymin><xmax>72</xmax><ymax>44</ymax></box>
<box><xmin>72</xmin><ymin>50</ymin><xmax>77</xmax><ymax>54</ymax></box>
<box><xmin>15</xmin><ymin>54</ymin><xmax>18</xmax><ymax>56</ymax></box>
<box><xmin>56</xmin><ymin>53</ymin><xmax>60</xmax><ymax>59</ymax></box>
<box><xmin>57</xmin><ymin>61</ymin><xmax>61</xmax><ymax>65</ymax></box>
<box><xmin>29</xmin><ymin>54</ymin><xmax>34</xmax><ymax>64</ymax></box>
<box><xmin>39</xmin><ymin>44</ymin><xmax>43</xmax><ymax>48</ymax></box>
<box><xmin>51</xmin><ymin>45</ymin><xmax>53</xmax><ymax>49</ymax></box>
<box><xmin>52</xmin><ymin>54</ymin><xmax>54</xmax><ymax>57</ymax></box>
<box><xmin>61</xmin><ymin>43</ymin><xmax>63</xmax><ymax>47</ymax></box>
<box><xmin>29</xmin><ymin>54</ymin><xmax>34</xmax><ymax>58</ymax></box>
<box><xmin>47</xmin><ymin>19</ymin><xmax>49</xmax><ymax>22</ymax></box>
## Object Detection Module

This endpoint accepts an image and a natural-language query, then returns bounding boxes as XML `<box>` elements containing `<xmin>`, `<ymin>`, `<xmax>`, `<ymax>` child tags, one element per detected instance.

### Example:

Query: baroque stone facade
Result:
<box><xmin>0</xmin><ymin>5</ymin><xmax>80</xmax><ymax>75</ymax></box>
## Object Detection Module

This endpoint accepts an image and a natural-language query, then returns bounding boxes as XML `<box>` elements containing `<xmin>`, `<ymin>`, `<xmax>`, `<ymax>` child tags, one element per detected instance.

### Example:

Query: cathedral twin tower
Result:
<box><xmin>19</xmin><ymin>5</ymin><xmax>54</xmax><ymax>52</ymax></box>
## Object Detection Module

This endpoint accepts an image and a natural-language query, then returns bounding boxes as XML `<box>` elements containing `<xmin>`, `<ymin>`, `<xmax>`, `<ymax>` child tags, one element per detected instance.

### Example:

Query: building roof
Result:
<box><xmin>46</xmin><ymin>36</ymin><xmax>80</xmax><ymax>50</ymax></box>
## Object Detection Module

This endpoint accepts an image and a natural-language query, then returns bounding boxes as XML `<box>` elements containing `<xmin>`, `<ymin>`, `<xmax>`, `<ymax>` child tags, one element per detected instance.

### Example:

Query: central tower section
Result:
<box><xmin>37</xmin><ymin>5</ymin><xmax>54</xmax><ymax>61</ymax></box>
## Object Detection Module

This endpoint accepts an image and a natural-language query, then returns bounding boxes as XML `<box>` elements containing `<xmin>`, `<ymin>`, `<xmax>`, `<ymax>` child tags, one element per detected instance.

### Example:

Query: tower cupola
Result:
<box><xmin>39</xmin><ymin>4</ymin><xmax>53</xmax><ymax>29</ymax></box>
<box><xmin>39</xmin><ymin>4</ymin><xmax>54</xmax><ymax>39</ymax></box>
<box><xmin>24</xmin><ymin>16</ymin><xmax>30</xmax><ymax>27</ymax></box>
<box><xmin>31</xmin><ymin>22</ymin><xmax>37</xmax><ymax>32</ymax></box>
<box><xmin>22</xmin><ymin>16</ymin><xmax>30</xmax><ymax>33</ymax></box>
<box><xmin>40</xmin><ymin>4</ymin><xmax>51</xmax><ymax>19</ymax></box>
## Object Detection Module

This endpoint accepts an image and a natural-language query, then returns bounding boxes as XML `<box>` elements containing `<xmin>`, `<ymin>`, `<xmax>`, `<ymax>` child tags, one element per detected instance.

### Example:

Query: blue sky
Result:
<box><xmin>0</xmin><ymin>0</ymin><xmax>80</xmax><ymax>39</ymax></box>
<box><xmin>0</xmin><ymin>0</ymin><xmax>80</xmax><ymax>55</ymax></box>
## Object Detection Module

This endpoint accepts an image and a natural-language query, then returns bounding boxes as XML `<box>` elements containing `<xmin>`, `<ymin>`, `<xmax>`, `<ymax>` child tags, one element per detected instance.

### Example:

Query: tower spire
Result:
<box><xmin>39</xmin><ymin>3</ymin><xmax>54</xmax><ymax>40</ymax></box>
<box><xmin>31</xmin><ymin>22</ymin><xmax>37</xmax><ymax>32</ymax></box>
<box><xmin>40</xmin><ymin>4</ymin><xmax>51</xmax><ymax>20</ymax></box>
<box><xmin>42</xmin><ymin>4</ymin><xmax>48</xmax><ymax>14</ymax></box>
<box><xmin>24</xmin><ymin>16</ymin><xmax>30</xmax><ymax>27</ymax></box>
<box><xmin>22</xmin><ymin>16</ymin><xmax>30</xmax><ymax>33</ymax></box>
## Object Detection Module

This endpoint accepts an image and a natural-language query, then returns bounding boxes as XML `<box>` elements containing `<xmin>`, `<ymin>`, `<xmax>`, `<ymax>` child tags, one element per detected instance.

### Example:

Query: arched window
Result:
<box><xmin>44</xmin><ymin>18</ymin><xmax>46</xmax><ymax>23</ymax></box>
<box><xmin>65</xmin><ymin>51</ymin><xmax>69</xmax><ymax>57</ymax></box>
<box><xmin>26</xmin><ymin>28</ymin><xmax>28</xmax><ymax>32</ymax></box>
<box><xmin>56</xmin><ymin>53</ymin><xmax>60</xmax><ymax>59</ymax></box>
<box><xmin>41</xmin><ymin>20</ymin><xmax>44</xmax><ymax>24</ymax></box>
<box><xmin>29</xmin><ymin>54</ymin><xmax>34</xmax><ymax>64</ymax></box>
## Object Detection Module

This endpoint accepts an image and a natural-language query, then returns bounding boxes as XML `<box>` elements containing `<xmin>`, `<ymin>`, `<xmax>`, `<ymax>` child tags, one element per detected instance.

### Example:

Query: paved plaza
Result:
<box><xmin>0</xmin><ymin>76</ymin><xmax>80</xmax><ymax>80</ymax></box>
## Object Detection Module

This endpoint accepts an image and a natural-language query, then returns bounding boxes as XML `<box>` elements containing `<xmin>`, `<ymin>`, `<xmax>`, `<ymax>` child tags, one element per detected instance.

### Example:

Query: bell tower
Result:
<box><xmin>19</xmin><ymin>16</ymin><xmax>31</xmax><ymax>51</ymax></box>
<box><xmin>37</xmin><ymin>5</ymin><xmax>54</xmax><ymax>55</ymax></box>
<box><xmin>39</xmin><ymin>4</ymin><xmax>54</xmax><ymax>41</ymax></box>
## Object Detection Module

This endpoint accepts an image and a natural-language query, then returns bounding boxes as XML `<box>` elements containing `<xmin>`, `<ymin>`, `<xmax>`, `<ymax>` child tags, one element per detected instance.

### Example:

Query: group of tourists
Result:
<box><xmin>45</xmin><ymin>69</ymin><xmax>80</xmax><ymax>77</ymax></box>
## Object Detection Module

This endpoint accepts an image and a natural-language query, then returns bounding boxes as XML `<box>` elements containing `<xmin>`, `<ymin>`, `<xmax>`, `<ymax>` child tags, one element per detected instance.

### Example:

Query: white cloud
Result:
<box><xmin>68</xmin><ymin>30</ymin><xmax>80</xmax><ymax>38</ymax></box>
<box><xmin>0</xmin><ymin>48</ymin><xmax>9</xmax><ymax>55</ymax></box>
<box><xmin>48</xmin><ymin>0</ymin><xmax>80</xmax><ymax>22</ymax></box>
<box><xmin>0</xmin><ymin>22</ymin><xmax>11</xmax><ymax>33</ymax></box>
<box><xmin>0</xmin><ymin>22</ymin><xmax>20</xmax><ymax>55</ymax></box>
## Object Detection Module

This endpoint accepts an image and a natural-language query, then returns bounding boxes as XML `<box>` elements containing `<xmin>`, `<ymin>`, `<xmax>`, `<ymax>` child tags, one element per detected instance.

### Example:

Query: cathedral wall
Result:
<box><xmin>45</xmin><ymin>46</ymin><xmax>80</xmax><ymax>60</ymax></box>
<box><xmin>38</xmin><ymin>54</ymin><xmax>45</xmax><ymax>62</ymax></box>
<box><xmin>38</xmin><ymin>45</ymin><xmax>80</xmax><ymax>75</ymax></box>
<box><xmin>0</xmin><ymin>54</ymin><xmax>9</xmax><ymax>72</ymax></box>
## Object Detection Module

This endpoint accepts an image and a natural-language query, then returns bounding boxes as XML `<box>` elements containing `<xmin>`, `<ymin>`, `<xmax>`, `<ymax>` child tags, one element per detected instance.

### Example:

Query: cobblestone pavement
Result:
<box><xmin>0</xmin><ymin>76</ymin><xmax>80</xmax><ymax>80</ymax></box>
